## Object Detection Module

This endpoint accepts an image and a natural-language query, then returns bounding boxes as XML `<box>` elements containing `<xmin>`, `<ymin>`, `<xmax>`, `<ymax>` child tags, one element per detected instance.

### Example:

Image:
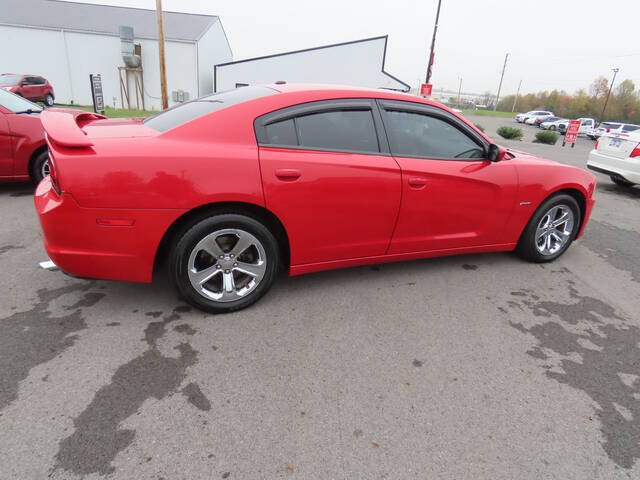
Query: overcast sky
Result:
<box><xmin>77</xmin><ymin>0</ymin><xmax>640</xmax><ymax>96</ymax></box>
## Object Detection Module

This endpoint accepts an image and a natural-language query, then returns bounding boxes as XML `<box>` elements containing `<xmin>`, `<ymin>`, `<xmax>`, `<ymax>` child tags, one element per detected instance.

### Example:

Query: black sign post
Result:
<box><xmin>89</xmin><ymin>74</ymin><xmax>105</xmax><ymax>114</ymax></box>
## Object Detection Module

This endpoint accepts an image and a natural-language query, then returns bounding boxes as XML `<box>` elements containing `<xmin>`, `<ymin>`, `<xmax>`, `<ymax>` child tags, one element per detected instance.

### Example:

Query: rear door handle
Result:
<box><xmin>275</xmin><ymin>168</ymin><xmax>301</xmax><ymax>181</ymax></box>
<box><xmin>408</xmin><ymin>177</ymin><xmax>428</xmax><ymax>189</ymax></box>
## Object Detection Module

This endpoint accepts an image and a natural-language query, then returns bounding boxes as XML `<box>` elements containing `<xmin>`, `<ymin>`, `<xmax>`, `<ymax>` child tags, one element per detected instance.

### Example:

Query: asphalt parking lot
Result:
<box><xmin>1</xmin><ymin>114</ymin><xmax>639</xmax><ymax>480</ymax></box>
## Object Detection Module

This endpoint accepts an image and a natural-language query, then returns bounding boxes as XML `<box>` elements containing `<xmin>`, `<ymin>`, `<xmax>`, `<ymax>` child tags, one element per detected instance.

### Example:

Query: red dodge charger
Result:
<box><xmin>35</xmin><ymin>84</ymin><xmax>596</xmax><ymax>312</ymax></box>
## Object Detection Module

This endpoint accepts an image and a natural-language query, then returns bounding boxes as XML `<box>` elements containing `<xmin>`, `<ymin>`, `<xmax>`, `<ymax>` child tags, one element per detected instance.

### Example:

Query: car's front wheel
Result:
<box><xmin>516</xmin><ymin>194</ymin><xmax>581</xmax><ymax>263</ymax></box>
<box><xmin>170</xmin><ymin>214</ymin><xmax>280</xmax><ymax>313</ymax></box>
<box><xmin>550</xmin><ymin>125</ymin><xmax>556</xmax><ymax>131</ymax></box>
<box><xmin>44</xmin><ymin>93</ymin><xmax>54</xmax><ymax>107</ymax></box>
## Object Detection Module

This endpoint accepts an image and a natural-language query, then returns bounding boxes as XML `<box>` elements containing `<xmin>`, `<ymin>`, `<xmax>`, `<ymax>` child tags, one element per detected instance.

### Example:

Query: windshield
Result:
<box><xmin>600</xmin><ymin>123</ymin><xmax>621</xmax><ymax>130</ymax></box>
<box><xmin>0</xmin><ymin>88</ymin><xmax>42</xmax><ymax>113</ymax></box>
<box><xmin>144</xmin><ymin>86</ymin><xmax>277</xmax><ymax>132</ymax></box>
<box><xmin>0</xmin><ymin>74</ymin><xmax>21</xmax><ymax>85</ymax></box>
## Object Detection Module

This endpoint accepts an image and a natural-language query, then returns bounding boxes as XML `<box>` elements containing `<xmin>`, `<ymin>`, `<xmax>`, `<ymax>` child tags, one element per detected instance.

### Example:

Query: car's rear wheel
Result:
<box><xmin>611</xmin><ymin>176</ymin><xmax>635</xmax><ymax>187</ymax></box>
<box><xmin>516</xmin><ymin>194</ymin><xmax>581</xmax><ymax>263</ymax></box>
<box><xmin>169</xmin><ymin>214</ymin><xmax>280</xmax><ymax>313</ymax></box>
<box><xmin>30</xmin><ymin>150</ymin><xmax>50</xmax><ymax>184</ymax></box>
<box><xmin>44</xmin><ymin>93</ymin><xmax>54</xmax><ymax>107</ymax></box>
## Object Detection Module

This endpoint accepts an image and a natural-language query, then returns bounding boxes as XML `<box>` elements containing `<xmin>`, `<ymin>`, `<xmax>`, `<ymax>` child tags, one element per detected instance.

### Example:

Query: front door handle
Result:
<box><xmin>275</xmin><ymin>168</ymin><xmax>301</xmax><ymax>181</ymax></box>
<box><xmin>408</xmin><ymin>177</ymin><xmax>428</xmax><ymax>189</ymax></box>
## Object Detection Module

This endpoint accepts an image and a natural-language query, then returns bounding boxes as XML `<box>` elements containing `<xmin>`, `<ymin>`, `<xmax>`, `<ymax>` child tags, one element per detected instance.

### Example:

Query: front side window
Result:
<box><xmin>294</xmin><ymin>110</ymin><xmax>379</xmax><ymax>153</ymax></box>
<box><xmin>384</xmin><ymin>110</ymin><xmax>485</xmax><ymax>159</ymax></box>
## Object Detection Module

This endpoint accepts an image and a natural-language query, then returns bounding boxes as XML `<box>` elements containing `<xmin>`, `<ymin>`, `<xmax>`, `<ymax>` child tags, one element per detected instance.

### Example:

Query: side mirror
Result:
<box><xmin>488</xmin><ymin>144</ymin><xmax>506</xmax><ymax>162</ymax></box>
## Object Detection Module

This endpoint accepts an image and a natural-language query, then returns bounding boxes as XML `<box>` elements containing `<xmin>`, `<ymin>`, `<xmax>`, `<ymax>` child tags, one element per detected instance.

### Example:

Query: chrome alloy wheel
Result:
<box><xmin>187</xmin><ymin>228</ymin><xmax>267</xmax><ymax>302</ymax></box>
<box><xmin>535</xmin><ymin>205</ymin><xmax>574</xmax><ymax>256</ymax></box>
<box><xmin>41</xmin><ymin>159</ymin><xmax>50</xmax><ymax>178</ymax></box>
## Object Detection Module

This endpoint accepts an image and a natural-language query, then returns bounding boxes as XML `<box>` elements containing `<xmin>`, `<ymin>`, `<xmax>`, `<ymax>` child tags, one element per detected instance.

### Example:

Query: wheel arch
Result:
<box><xmin>153</xmin><ymin>201</ymin><xmax>290</xmax><ymax>279</ymax></box>
<box><xmin>518</xmin><ymin>187</ymin><xmax>587</xmax><ymax>244</ymax></box>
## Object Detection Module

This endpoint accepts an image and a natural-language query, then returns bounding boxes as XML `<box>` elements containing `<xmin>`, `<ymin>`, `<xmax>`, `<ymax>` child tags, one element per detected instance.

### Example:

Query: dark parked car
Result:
<box><xmin>0</xmin><ymin>73</ymin><xmax>55</xmax><ymax>106</ymax></box>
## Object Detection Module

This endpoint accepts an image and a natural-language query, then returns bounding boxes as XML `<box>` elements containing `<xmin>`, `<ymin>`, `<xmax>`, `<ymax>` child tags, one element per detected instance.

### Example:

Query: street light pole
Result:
<box><xmin>494</xmin><ymin>53</ymin><xmax>508</xmax><ymax>111</ymax></box>
<box><xmin>425</xmin><ymin>0</ymin><xmax>443</xmax><ymax>84</ymax></box>
<box><xmin>600</xmin><ymin>68</ymin><xmax>619</xmax><ymax>122</ymax></box>
<box><xmin>457</xmin><ymin>77</ymin><xmax>462</xmax><ymax>108</ymax></box>
<box><xmin>156</xmin><ymin>0</ymin><xmax>169</xmax><ymax>110</ymax></box>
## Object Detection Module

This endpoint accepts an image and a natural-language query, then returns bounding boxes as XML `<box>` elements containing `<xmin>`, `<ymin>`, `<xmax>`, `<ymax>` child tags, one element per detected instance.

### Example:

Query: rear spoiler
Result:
<box><xmin>40</xmin><ymin>110</ymin><xmax>106</xmax><ymax>148</ymax></box>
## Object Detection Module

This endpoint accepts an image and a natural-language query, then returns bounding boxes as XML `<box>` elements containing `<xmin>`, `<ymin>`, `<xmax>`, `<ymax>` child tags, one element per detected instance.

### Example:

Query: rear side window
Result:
<box><xmin>295</xmin><ymin>110</ymin><xmax>379</xmax><ymax>153</ymax></box>
<box><xmin>622</xmin><ymin>125</ymin><xmax>640</xmax><ymax>132</ymax></box>
<box><xmin>264</xmin><ymin>119</ymin><xmax>297</xmax><ymax>146</ymax></box>
<box><xmin>384</xmin><ymin>110</ymin><xmax>484</xmax><ymax>159</ymax></box>
<box><xmin>601</xmin><ymin>123</ymin><xmax>621</xmax><ymax>129</ymax></box>
<box><xmin>144</xmin><ymin>86</ymin><xmax>276</xmax><ymax>132</ymax></box>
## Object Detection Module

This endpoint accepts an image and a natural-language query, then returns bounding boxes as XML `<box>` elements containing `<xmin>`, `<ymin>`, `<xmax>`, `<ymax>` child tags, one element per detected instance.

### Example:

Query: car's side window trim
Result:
<box><xmin>254</xmin><ymin>99</ymin><xmax>390</xmax><ymax>155</ymax></box>
<box><xmin>376</xmin><ymin>99</ymin><xmax>489</xmax><ymax>161</ymax></box>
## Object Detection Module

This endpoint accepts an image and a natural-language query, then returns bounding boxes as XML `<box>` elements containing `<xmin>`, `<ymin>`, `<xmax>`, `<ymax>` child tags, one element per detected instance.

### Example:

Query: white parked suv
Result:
<box><xmin>588</xmin><ymin>122</ymin><xmax>640</xmax><ymax>140</ymax></box>
<box><xmin>587</xmin><ymin>130</ymin><xmax>640</xmax><ymax>186</ymax></box>
<box><xmin>515</xmin><ymin>110</ymin><xmax>553</xmax><ymax>123</ymax></box>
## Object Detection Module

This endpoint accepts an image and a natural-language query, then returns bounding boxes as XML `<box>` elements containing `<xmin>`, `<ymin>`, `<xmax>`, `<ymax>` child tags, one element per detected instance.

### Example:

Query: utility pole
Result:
<box><xmin>512</xmin><ymin>79</ymin><xmax>522</xmax><ymax>112</ymax></box>
<box><xmin>457</xmin><ymin>77</ymin><xmax>462</xmax><ymax>108</ymax></box>
<box><xmin>156</xmin><ymin>0</ymin><xmax>169</xmax><ymax>109</ymax></box>
<box><xmin>425</xmin><ymin>0</ymin><xmax>443</xmax><ymax>84</ymax></box>
<box><xmin>494</xmin><ymin>53</ymin><xmax>508</xmax><ymax>111</ymax></box>
<box><xmin>600</xmin><ymin>67</ymin><xmax>619</xmax><ymax>122</ymax></box>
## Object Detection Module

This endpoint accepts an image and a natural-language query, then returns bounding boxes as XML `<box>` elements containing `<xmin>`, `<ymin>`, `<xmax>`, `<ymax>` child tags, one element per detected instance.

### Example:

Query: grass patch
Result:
<box><xmin>497</xmin><ymin>126</ymin><xmax>523</xmax><ymax>140</ymax></box>
<box><xmin>534</xmin><ymin>131</ymin><xmax>559</xmax><ymax>145</ymax></box>
<box><xmin>53</xmin><ymin>104</ymin><xmax>154</xmax><ymax>118</ymax></box>
<box><xmin>463</xmin><ymin>109</ymin><xmax>516</xmax><ymax>118</ymax></box>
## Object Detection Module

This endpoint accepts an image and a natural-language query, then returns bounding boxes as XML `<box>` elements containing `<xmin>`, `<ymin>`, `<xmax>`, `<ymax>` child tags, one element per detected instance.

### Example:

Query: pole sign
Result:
<box><xmin>420</xmin><ymin>83</ymin><xmax>433</xmax><ymax>97</ymax></box>
<box><xmin>89</xmin><ymin>74</ymin><xmax>104</xmax><ymax>114</ymax></box>
<box><xmin>563</xmin><ymin>119</ymin><xmax>581</xmax><ymax>148</ymax></box>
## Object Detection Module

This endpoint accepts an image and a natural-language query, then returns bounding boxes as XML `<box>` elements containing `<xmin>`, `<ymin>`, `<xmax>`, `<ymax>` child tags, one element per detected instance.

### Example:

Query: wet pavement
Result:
<box><xmin>1</xmin><ymin>115</ymin><xmax>639</xmax><ymax>479</ymax></box>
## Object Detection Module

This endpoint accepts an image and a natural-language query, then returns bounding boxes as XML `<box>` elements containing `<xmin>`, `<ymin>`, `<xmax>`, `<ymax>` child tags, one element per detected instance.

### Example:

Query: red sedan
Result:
<box><xmin>0</xmin><ymin>89</ymin><xmax>98</xmax><ymax>183</ymax></box>
<box><xmin>35</xmin><ymin>84</ymin><xmax>596</xmax><ymax>313</ymax></box>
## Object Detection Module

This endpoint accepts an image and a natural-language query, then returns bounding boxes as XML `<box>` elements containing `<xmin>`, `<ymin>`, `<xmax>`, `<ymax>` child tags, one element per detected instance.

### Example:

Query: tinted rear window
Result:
<box><xmin>144</xmin><ymin>86</ymin><xmax>276</xmax><ymax>132</ymax></box>
<box><xmin>295</xmin><ymin>110</ymin><xmax>380</xmax><ymax>153</ymax></box>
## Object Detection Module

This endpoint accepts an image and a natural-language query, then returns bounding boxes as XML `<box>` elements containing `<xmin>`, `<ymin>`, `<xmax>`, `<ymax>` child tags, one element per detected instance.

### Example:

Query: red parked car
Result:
<box><xmin>0</xmin><ymin>89</ymin><xmax>99</xmax><ymax>183</ymax></box>
<box><xmin>35</xmin><ymin>84</ymin><xmax>596</xmax><ymax>313</ymax></box>
<box><xmin>0</xmin><ymin>73</ymin><xmax>56</xmax><ymax>106</ymax></box>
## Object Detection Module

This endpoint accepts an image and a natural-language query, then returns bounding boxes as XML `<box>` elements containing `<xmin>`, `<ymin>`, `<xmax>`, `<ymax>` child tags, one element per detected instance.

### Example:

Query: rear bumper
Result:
<box><xmin>34</xmin><ymin>177</ymin><xmax>185</xmax><ymax>283</ymax></box>
<box><xmin>587</xmin><ymin>150</ymin><xmax>640</xmax><ymax>184</ymax></box>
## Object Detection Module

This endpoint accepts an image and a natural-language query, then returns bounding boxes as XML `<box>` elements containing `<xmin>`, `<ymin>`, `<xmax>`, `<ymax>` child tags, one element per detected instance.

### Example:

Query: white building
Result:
<box><xmin>0</xmin><ymin>0</ymin><xmax>232</xmax><ymax>109</ymax></box>
<box><xmin>214</xmin><ymin>35</ymin><xmax>410</xmax><ymax>93</ymax></box>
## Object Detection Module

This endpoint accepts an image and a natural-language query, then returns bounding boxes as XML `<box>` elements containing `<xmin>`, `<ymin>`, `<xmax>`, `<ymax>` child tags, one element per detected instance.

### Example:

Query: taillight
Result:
<box><xmin>631</xmin><ymin>143</ymin><xmax>640</xmax><ymax>158</ymax></box>
<box><xmin>595</xmin><ymin>139</ymin><xmax>600</xmax><ymax>149</ymax></box>
<box><xmin>47</xmin><ymin>151</ymin><xmax>61</xmax><ymax>194</ymax></box>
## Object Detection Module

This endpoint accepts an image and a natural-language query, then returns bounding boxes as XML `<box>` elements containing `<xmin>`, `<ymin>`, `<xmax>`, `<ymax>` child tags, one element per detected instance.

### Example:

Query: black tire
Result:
<box><xmin>44</xmin><ymin>93</ymin><xmax>54</xmax><ymax>107</ymax></box>
<box><xmin>516</xmin><ymin>194</ymin><xmax>581</xmax><ymax>263</ymax></box>
<box><xmin>169</xmin><ymin>214</ymin><xmax>280</xmax><ymax>313</ymax></box>
<box><xmin>550</xmin><ymin>125</ymin><xmax>556</xmax><ymax>131</ymax></box>
<box><xmin>610</xmin><ymin>176</ymin><xmax>635</xmax><ymax>187</ymax></box>
<box><xmin>30</xmin><ymin>150</ymin><xmax>50</xmax><ymax>184</ymax></box>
